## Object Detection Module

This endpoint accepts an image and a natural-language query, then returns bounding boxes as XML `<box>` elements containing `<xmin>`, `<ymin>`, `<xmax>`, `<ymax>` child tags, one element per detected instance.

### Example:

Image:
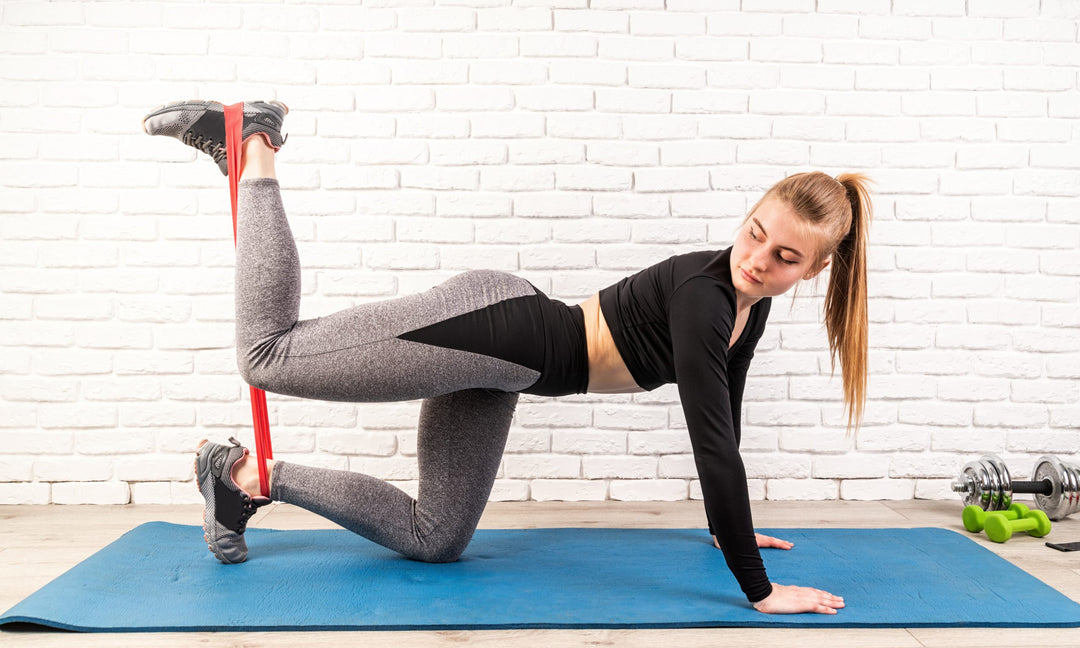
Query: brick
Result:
<box><xmin>1048</xmin><ymin>354</ymin><xmax>1080</xmax><ymax>380</ymax></box>
<box><xmin>0</xmin><ymin>346</ymin><xmax>31</xmax><ymax>374</ymax></box>
<box><xmin>610</xmin><ymin>479</ymin><xmax>686</xmax><ymax>501</ymax></box>
<box><xmin>974</xmin><ymin>404</ymin><xmax>1049</xmax><ymax>429</ymax></box>
<box><xmin>555</xmin><ymin>167</ymin><xmax>633</xmax><ymax>192</ymax></box>
<box><xmin>503</xmin><ymin>454</ymin><xmax>581</xmax><ymax>479</ymax></box>
<box><xmin>1006</xmin><ymin>19</ymin><xmax>1076</xmax><ymax>42</ymax></box>
<box><xmin>840</xmin><ymin>479</ymin><xmax>915</xmax><ymax>501</ymax></box>
<box><xmin>478</xmin><ymin>8</ymin><xmax>552</xmax><ymax>31</ymax></box>
<box><xmin>634</xmin><ymin>167</ymin><xmax>709</xmax><ymax>193</ymax></box>
<box><xmin>583</xmin><ymin>456</ymin><xmax>656</xmax><ymax>479</ymax></box>
<box><xmin>1007</xmin><ymin>430</ymin><xmax>1080</xmax><ymax>454</ymax></box>
<box><xmin>1042</xmin><ymin>304</ymin><xmax>1080</xmax><ymax>328</ymax></box>
<box><xmin>397</xmin><ymin>7</ymin><xmax>475</xmax><ymax>32</ymax></box>
<box><xmin>901</xmin><ymin>93</ymin><xmax>975</xmax><ymax>117</ymax></box>
<box><xmin>742</xmin><ymin>454</ymin><xmax>810</xmax><ymax>480</ymax></box>
<box><xmin>555</xmin><ymin>10</ymin><xmax>627</xmax><ymax>33</ymax></box>
<box><xmin>749</xmin><ymin>89</ymin><xmax>824</xmax><ymax>116</ymax></box>
<box><xmin>510</xmin><ymin>140</ymin><xmax>585</xmax><ymax>165</ymax></box>
<box><xmin>736</xmin><ymin>141</ymin><xmax>809</xmax><ymax>166</ymax></box>
<box><xmin>37</xmin><ymin>403</ymin><xmax>117</xmax><ymax>429</ymax></box>
<box><xmin>998</xmin><ymin>120</ymin><xmax>1071</xmax><ymax>144</ymax></box>
<box><xmin>0</xmin><ymin>482</ymin><xmax>50</xmax><ymax>504</ymax></box>
<box><xmin>505</xmin><ymin>430</ymin><xmax>551</xmax><ymax>454</ymax></box>
<box><xmin>129</xmin><ymin>482</ymin><xmax>181</xmax><ymax>505</ymax></box>
<box><xmin>552</xmin><ymin>430</ymin><xmax>627</xmax><ymax>454</ymax></box>
<box><xmin>675</xmin><ymin>193</ymin><xmax>745</xmax><ymax>219</ymax></box>
<box><xmin>657</xmin><ymin>454</ymin><xmax>697</xmax><ymax>479</ymax></box>
<box><xmin>596</xmin><ymin>87</ymin><xmax>670</xmax><ymax>113</ymax></box>
<box><xmin>968</xmin><ymin>0</ymin><xmax>1038</xmax><ymax>18</ymax></box>
<box><xmin>480</xmin><ymin>167</ymin><xmax>554</xmax><ymax>192</ymax></box>
<box><xmin>489</xmin><ymin>480</ymin><xmax>530</xmax><ymax>502</ymax></box>
<box><xmin>914</xmin><ymin>479</ymin><xmax>954</xmax><ymax>501</ymax></box>
<box><xmin>823</xmin><ymin>42</ymin><xmax>896</xmax><ymax>66</ymax></box>
<box><xmin>898</xmin><ymin>402</ymin><xmax>971</xmax><ymax>427</ymax></box>
<box><xmin>887</xmin><ymin>453</ymin><xmax>959</xmax><ymax>479</ymax></box>
<box><xmin>35</xmin><ymin>456</ymin><xmax>112</xmax><ymax>482</ymax></box>
<box><xmin>856</xmin><ymin>68</ymin><xmax>929</xmax><ymax>92</ymax></box>
<box><xmin>812</xmin><ymin>455</ymin><xmax>887</xmax><ymax>479</ymax></box>
<box><xmin>519</xmin><ymin>245</ymin><xmax>592</xmax><ymax>269</ymax></box>
<box><xmin>594</xmin><ymin>405</ymin><xmax>668</xmax><ymax>431</ymax></box>
<box><xmin>470</xmin><ymin>60</ymin><xmax>548</xmax><ymax>86</ymax></box>
<box><xmin>513</xmin><ymin>193</ymin><xmax>591</xmax><ymax>219</ymax></box>
<box><xmin>531</xmin><ymin>479</ymin><xmax>607</xmax><ymax>501</ymax></box>
<box><xmin>629</xmin><ymin>220</ymin><xmax>705</xmax><ymax>245</ymax></box>
<box><xmin>600</xmin><ymin>35</ymin><xmax>674</xmax><ymax>61</ymax></box>
<box><xmin>120</xmin><ymin>403</ymin><xmax>196</xmax><ymax>428</ymax></box>
<box><xmin>1005</xmin><ymin>275</ymin><xmax>1079</xmax><ymax>303</ymax></box>
<box><xmin>1049</xmin><ymin>408</ymin><xmax>1075</xmax><ymax>427</ymax></box>
<box><xmin>550</xmin><ymin>60</ymin><xmax>626</xmax><ymax>86</ymax></box>
<box><xmin>766</xmin><ymin>478</ymin><xmax>838</xmax><ymax>500</ymax></box>
<box><xmin>52</xmin><ymin>481</ymin><xmax>130</xmax><ymax>505</ymax></box>
<box><xmin>397</xmin><ymin>218</ymin><xmax>474</xmax><ymax>244</ymax></box>
<box><xmin>629</xmin><ymin>431</ymin><xmax>692</xmax><ymax>454</ymax></box>
<box><xmin>114</xmin><ymin>455</ymin><xmax>192</xmax><ymax>482</ymax></box>
<box><xmin>744</xmin><ymin>0</ymin><xmax>813</xmax><ymax>10</ymax></box>
<box><xmin>1016</xmin><ymin>329</ymin><xmax>1080</xmax><ymax>355</ymax></box>
<box><xmin>318</xmin><ymin>431</ymin><xmax>396</xmax><ymax>457</ymax></box>
<box><xmin>442</xmin><ymin>246</ymin><xmax>518</xmax><ymax>271</ymax></box>
<box><xmin>861</xmin><ymin>15</ymin><xmax>932</xmax><ymax>40</ymax></box>
<box><xmin>854</xmin><ymin>427</ymin><xmax>928</xmax><ymax>452</ymax></box>
<box><xmin>1012</xmin><ymin>380</ymin><xmax>1077</xmax><ymax>405</ymax></box>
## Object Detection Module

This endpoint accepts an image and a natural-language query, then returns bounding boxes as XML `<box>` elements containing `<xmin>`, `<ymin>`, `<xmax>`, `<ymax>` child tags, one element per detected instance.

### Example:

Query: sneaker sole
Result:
<box><xmin>194</xmin><ymin>438</ymin><xmax>244</xmax><ymax>564</ymax></box>
<box><xmin>141</xmin><ymin>99</ymin><xmax>290</xmax><ymax>136</ymax></box>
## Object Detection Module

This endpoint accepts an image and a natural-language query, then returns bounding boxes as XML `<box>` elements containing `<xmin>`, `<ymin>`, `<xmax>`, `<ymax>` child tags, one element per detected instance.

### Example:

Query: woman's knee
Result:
<box><xmin>236</xmin><ymin>349</ymin><xmax>277</xmax><ymax>393</ymax></box>
<box><xmin>408</xmin><ymin>525</ymin><xmax>474</xmax><ymax>564</ymax></box>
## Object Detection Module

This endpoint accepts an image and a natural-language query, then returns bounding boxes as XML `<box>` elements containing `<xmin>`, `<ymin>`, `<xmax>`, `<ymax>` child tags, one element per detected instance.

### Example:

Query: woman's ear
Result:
<box><xmin>803</xmin><ymin>257</ymin><xmax>829</xmax><ymax>280</ymax></box>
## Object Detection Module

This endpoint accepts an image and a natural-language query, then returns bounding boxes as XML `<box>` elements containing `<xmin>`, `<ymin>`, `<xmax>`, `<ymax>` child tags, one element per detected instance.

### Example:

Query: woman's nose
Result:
<box><xmin>748</xmin><ymin>247</ymin><xmax>769</xmax><ymax>270</ymax></box>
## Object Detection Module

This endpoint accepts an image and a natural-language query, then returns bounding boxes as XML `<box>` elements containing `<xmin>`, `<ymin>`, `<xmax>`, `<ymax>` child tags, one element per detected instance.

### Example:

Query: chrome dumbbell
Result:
<box><xmin>951</xmin><ymin>454</ymin><xmax>1080</xmax><ymax>521</ymax></box>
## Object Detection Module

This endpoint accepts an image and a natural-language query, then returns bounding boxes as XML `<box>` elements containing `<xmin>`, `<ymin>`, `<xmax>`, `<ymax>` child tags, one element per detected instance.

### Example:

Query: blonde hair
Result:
<box><xmin>748</xmin><ymin>171</ymin><xmax>874</xmax><ymax>432</ymax></box>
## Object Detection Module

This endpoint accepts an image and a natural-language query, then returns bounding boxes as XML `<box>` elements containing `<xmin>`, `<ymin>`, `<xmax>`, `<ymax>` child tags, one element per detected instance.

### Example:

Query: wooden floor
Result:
<box><xmin>2</xmin><ymin>499</ymin><xmax>1079</xmax><ymax>647</ymax></box>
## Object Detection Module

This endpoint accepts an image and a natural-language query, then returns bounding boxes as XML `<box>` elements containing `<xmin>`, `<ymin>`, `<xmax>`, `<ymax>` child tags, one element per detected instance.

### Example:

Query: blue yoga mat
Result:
<box><xmin>3</xmin><ymin>522</ymin><xmax>1079</xmax><ymax>631</ymax></box>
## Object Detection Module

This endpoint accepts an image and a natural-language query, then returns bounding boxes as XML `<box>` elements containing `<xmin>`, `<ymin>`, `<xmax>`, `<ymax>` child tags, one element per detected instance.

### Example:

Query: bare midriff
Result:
<box><xmin>579</xmin><ymin>293</ymin><xmax>645</xmax><ymax>394</ymax></box>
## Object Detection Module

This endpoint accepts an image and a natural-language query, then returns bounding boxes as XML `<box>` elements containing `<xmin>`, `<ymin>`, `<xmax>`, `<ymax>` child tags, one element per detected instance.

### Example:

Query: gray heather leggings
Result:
<box><xmin>235</xmin><ymin>178</ymin><xmax>541</xmax><ymax>563</ymax></box>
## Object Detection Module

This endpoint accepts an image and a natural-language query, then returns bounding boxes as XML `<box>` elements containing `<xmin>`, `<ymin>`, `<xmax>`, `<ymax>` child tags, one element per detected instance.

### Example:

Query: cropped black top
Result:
<box><xmin>598</xmin><ymin>247</ymin><xmax>773</xmax><ymax>603</ymax></box>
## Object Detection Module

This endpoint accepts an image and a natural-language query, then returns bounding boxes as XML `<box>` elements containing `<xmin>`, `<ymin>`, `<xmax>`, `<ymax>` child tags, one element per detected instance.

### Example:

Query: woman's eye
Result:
<box><xmin>779</xmin><ymin>255</ymin><xmax>798</xmax><ymax>265</ymax></box>
<box><xmin>749</xmin><ymin>227</ymin><xmax>758</xmax><ymax>240</ymax></box>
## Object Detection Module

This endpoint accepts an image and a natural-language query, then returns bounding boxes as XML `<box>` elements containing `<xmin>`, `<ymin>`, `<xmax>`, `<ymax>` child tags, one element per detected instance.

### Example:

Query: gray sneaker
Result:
<box><xmin>142</xmin><ymin>100</ymin><xmax>288</xmax><ymax>176</ymax></box>
<box><xmin>194</xmin><ymin>437</ymin><xmax>271</xmax><ymax>564</ymax></box>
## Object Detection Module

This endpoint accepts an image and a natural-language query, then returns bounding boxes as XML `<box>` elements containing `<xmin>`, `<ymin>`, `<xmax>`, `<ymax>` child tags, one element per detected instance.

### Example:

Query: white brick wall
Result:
<box><xmin>1</xmin><ymin>1</ymin><xmax>1077</xmax><ymax>508</ymax></box>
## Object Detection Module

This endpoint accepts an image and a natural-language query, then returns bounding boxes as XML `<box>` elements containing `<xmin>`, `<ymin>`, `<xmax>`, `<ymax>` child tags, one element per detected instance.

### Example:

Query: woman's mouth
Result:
<box><xmin>740</xmin><ymin>268</ymin><xmax>762</xmax><ymax>285</ymax></box>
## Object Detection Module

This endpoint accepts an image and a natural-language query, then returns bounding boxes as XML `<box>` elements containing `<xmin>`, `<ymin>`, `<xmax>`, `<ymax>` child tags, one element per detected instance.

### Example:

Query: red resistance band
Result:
<box><xmin>224</xmin><ymin>102</ymin><xmax>274</xmax><ymax>498</ymax></box>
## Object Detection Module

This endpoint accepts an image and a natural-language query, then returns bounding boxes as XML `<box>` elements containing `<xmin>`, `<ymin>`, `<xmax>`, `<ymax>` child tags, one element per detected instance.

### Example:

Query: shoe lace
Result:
<box><xmin>237</xmin><ymin>495</ymin><xmax>258</xmax><ymax>533</ymax></box>
<box><xmin>182</xmin><ymin>131</ymin><xmax>227</xmax><ymax>165</ymax></box>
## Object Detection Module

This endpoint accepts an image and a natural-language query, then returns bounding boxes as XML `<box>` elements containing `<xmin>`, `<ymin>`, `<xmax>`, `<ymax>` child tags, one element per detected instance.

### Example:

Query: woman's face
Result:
<box><xmin>730</xmin><ymin>198</ymin><xmax>829</xmax><ymax>302</ymax></box>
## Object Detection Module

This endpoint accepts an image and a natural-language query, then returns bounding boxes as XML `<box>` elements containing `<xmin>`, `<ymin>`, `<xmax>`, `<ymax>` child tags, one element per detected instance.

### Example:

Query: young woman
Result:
<box><xmin>143</xmin><ymin>100</ymin><xmax>871</xmax><ymax>616</ymax></box>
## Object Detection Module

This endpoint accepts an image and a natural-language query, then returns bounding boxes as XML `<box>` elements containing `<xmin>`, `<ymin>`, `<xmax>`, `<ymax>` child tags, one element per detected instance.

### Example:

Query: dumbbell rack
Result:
<box><xmin>951</xmin><ymin>454</ymin><xmax>1080</xmax><ymax>521</ymax></box>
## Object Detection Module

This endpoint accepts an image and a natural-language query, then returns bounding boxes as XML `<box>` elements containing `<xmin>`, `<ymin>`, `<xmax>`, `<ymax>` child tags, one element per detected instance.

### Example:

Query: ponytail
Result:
<box><xmin>825</xmin><ymin>174</ymin><xmax>873</xmax><ymax>433</ymax></box>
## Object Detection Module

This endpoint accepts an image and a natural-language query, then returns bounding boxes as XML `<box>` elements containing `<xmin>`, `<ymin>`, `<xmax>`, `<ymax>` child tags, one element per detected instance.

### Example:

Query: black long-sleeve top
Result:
<box><xmin>598</xmin><ymin>247</ymin><xmax>773</xmax><ymax>603</ymax></box>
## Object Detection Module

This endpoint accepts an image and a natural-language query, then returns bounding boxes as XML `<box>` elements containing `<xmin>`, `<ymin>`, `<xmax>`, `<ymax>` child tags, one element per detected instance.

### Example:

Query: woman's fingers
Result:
<box><xmin>754</xmin><ymin>533</ymin><xmax>794</xmax><ymax>550</ymax></box>
<box><xmin>753</xmin><ymin>583</ymin><xmax>845</xmax><ymax>615</ymax></box>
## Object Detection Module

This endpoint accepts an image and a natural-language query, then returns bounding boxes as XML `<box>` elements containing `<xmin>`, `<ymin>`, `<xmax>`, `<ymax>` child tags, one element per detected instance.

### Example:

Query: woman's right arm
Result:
<box><xmin>670</xmin><ymin>279</ymin><xmax>844</xmax><ymax>614</ymax></box>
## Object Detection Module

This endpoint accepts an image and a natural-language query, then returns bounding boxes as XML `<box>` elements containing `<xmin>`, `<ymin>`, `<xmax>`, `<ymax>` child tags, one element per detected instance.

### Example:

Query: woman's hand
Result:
<box><xmin>752</xmin><ymin>583</ymin><xmax>845</xmax><ymax>615</ymax></box>
<box><xmin>754</xmin><ymin>532</ymin><xmax>793</xmax><ymax>550</ymax></box>
<box><xmin>711</xmin><ymin>533</ymin><xmax>794</xmax><ymax>551</ymax></box>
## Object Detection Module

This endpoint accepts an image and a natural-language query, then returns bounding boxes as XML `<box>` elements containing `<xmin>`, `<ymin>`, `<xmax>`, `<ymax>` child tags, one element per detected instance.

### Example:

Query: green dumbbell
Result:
<box><xmin>984</xmin><ymin>509</ymin><xmax>1052</xmax><ymax>543</ymax></box>
<box><xmin>962</xmin><ymin>503</ymin><xmax>1030</xmax><ymax>533</ymax></box>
